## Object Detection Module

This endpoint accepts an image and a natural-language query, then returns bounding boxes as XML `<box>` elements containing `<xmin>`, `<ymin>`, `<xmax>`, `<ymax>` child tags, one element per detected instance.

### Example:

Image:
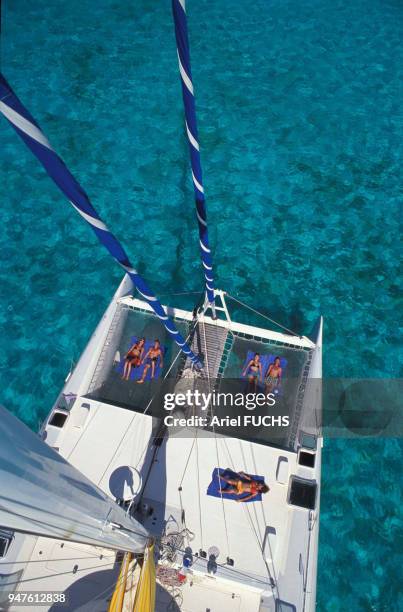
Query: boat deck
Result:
<box><xmin>1</xmin><ymin>280</ymin><xmax>322</xmax><ymax>612</ymax></box>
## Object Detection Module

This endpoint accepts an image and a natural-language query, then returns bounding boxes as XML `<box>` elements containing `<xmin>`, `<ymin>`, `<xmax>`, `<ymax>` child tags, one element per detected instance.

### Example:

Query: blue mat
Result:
<box><xmin>116</xmin><ymin>336</ymin><xmax>165</xmax><ymax>381</ymax></box>
<box><xmin>241</xmin><ymin>351</ymin><xmax>271</xmax><ymax>388</ymax></box>
<box><xmin>207</xmin><ymin>468</ymin><xmax>264</xmax><ymax>503</ymax></box>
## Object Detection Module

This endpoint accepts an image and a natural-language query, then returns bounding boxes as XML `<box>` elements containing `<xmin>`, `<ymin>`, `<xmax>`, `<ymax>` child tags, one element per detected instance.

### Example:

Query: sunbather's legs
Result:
<box><xmin>122</xmin><ymin>362</ymin><xmax>127</xmax><ymax>379</ymax></box>
<box><xmin>122</xmin><ymin>360</ymin><xmax>131</xmax><ymax>380</ymax></box>
<box><xmin>247</xmin><ymin>375</ymin><xmax>258</xmax><ymax>392</ymax></box>
<box><xmin>151</xmin><ymin>361</ymin><xmax>156</xmax><ymax>379</ymax></box>
<box><xmin>137</xmin><ymin>364</ymin><xmax>150</xmax><ymax>384</ymax></box>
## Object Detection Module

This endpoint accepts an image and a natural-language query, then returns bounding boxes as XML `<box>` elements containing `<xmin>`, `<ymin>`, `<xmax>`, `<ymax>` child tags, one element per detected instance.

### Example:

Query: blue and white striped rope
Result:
<box><xmin>172</xmin><ymin>0</ymin><xmax>215</xmax><ymax>305</ymax></box>
<box><xmin>0</xmin><ymin>73</ymin><xmax>202</xmax><ymax>367</ymax></box>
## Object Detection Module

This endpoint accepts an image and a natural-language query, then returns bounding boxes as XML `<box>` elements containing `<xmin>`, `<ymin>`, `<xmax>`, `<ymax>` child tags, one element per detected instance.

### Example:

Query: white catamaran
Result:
<box><xmin>0</xmin><ymin>2</ymin><xmax>323</xmax><ymax>611</ymax></box>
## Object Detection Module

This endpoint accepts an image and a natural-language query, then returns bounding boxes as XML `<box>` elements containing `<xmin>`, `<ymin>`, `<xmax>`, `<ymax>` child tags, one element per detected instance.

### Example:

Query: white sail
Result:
<box><xmin>0</xmin><ymin>405</ymin><xmax>148</xmax><ymax>553</ymax></box>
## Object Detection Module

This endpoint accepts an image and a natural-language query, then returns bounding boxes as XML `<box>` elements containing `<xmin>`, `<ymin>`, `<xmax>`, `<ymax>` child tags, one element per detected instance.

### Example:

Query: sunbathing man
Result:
<box><xmin>218</xmin><ymin>470</ymin><xmax>269</xmax><ymax>502</ymax></box>
<box><xmin>265</xmin><ymin>356</ymin><xmax>282</xmax><ymax>393</ymax></box>
<box><xmin>137</xmin><ymin>339</ymin><xmax>164</xmax><ymax>383</ymax></box>
<box><xmin>122</xmin><ymin>338</ymin><xmax>145</xmax><ymax>381</ymax></box>
<box><xmin>242</xmin><ymin>353</ymin><xmax>263</xmax><ymax>390</ymax></box>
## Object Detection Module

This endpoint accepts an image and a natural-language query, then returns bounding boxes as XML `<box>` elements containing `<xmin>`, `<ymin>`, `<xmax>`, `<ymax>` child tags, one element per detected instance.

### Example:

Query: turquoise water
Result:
<box><xmin>0</xmin><ymin>0</ymin><xmax>402</xmax><ymax>608</ymax></box>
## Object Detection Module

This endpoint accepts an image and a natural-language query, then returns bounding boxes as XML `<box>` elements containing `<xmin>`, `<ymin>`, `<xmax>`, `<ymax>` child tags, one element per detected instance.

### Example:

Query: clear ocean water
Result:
<box><xmin>0</xmin><ymin>0</ymin><xmax>401</xmax><ymax>609</ymax></box>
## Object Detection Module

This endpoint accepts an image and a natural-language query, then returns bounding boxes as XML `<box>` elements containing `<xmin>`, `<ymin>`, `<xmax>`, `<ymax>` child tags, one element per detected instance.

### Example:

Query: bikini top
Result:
<box><xmin>250</xmin><ymin>481</ymin><xmax>259</xmax><ymax>494</ymax></box>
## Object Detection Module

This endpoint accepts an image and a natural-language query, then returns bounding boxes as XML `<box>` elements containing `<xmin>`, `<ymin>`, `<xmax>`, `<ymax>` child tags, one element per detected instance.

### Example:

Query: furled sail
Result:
<box><xmin>107</xmin><ymin>543</ymin><xmax>156</xmax><ymax>612</ymax></box>
<box><xmin>0</xmin><ymin>73</ymin><xmax>201</xmax><ymax>367</ymax></box>
<box><xmin>108</xmin><ymin>552</ymin><xmax>133</xmax><ymax>612</ymax></box>
<box><xmin>0</xmin><ymin>405</ymin><xmax>148</xmax><ymax>553</ymax></box>
<box><xmin>133</xmin><ymin>543</ymin><xmax>156</xmax><ymax>612</ymax></box>
<box><xmin>172</xmin><ymin>0</ymin><xmax>215</xmax><ymax>306</ymax></box>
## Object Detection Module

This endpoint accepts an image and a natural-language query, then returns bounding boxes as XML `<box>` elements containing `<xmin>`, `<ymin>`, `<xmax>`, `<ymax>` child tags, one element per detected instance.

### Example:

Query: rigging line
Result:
<box><xmin>223</xmin><ymin>440</ymin><xmax>264</xmax><ymax>545</ymax></box>
<box><xmin>195</xmin><ymin>429</ymin><xmax>204</xmax><ymax>552</ymax></box>
<box><xmin>178</xmin><ymin>437</ymin><xmax>196</xmax><ymax>488</ymax></box>
<box><xmin>238</xmin><ymin>441</ymin><xmax>280</xmax><ymax>599</ymax></box>
<box><xmin>201</xmin><ymin>314</ymin><xmax>211</xmax><ymax>382</ymax></box>
<box><xmin>226</xmin><ymin>293</ymin><xmax>302</xmax><ymax>338</ymax></box>
<box><xmin>203</xmin><ymin>316</ymin><xmax>231</xmax><ymax>558</ymax></box>
<box><xmin>221</xmin><ymin>438</ymin><xmax>278</xmax><ymax>596</ymax></box>
<box><xmin>176</xmin><ymin>409</ymin><xmax>204</xmax><ymax>552</ymax></box>
<box><xmin>212</xmin><ymin>436</ymin><xmax>231</xmax><ymax>559</ymax></box>
<box><xmin>238</xmin><ymin>441</ymin><xmax>264</xmax><ymax>545</ymax></box>
<box><xmin>250</xmin><ymin>442</ymin><xmax>273</xmax><ymax>545</ymax></box>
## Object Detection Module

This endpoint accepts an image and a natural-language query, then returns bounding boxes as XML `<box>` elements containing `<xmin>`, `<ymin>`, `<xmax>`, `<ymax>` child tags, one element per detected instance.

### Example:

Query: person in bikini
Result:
<box><xmin>122</xmin><ymin>337</ymin><xmax>145</xmax><ymax>381</ymax></box>
<box><xmin>242</xmin><ymin>353</ymin><xmax>263</xmax><ymax>390</ymax></box>
<box><xmin>137</xmin><ymin>339</ymin><xmax>164</xmax><ymax>383</ymax></box>
<box><xmin>218</xmin><ymin>471</ymin><xmax>269</xmax><ymax>502</ymax></box>
<box><xmin>265</xmin><ymin>356</ymin><xmax>282</xmax><ymax>393</ymax></box>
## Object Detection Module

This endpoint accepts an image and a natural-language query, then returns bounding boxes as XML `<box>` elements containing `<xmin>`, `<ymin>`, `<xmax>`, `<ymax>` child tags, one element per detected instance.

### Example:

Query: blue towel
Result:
<box><xmin>206</xmin><ymin>468</ymin><xmax>264</xmax><ymax>503</ymax></box>
<box><xmin>241</xmin><ymin>352</ymin><xmax>271</xmax><ymax>388</ymax></box>
<box><xmin>117</xmin><ymin>337</ymin><xmax>165</xmax><ymax>381</ymax></box>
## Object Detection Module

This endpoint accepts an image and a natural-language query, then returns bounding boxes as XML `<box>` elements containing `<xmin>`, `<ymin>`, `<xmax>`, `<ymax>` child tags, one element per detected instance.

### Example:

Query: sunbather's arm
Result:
<box><xmin>259</xmin><ymin>364</ymin><xmax>263</xmax><ymax>381</ymax></box>
<box><xmin>219</xmin><ymin>475</ymin><xmax>233</xmax><ymax>484</ymax></box>
<box><xmin>238</xmin><ymin>471</ymin><xmax>251</xmax><ymax>480</ymax></box>
<box><xmin>159</xmin><ymin>349</ymin><xmax>163</xmax><ymax>368</ymax></box>
<box><xmin>125</xmin><ymin>344</ymin><xmax>135</xmax><ymax>358</ymax></box>
<box><xmin>141</xmin><ymin>349</ymin><xmax>151</xmax><ymax>364</ymax></box>
<box><xmin>236</xmin><ymin>492</ymin><xmax>258</xmax><ymax>502</ymax></box>
<box><xmin>242</xmin><ymin>360</ymin><xmax>252</xmax><ymax>376</ymax></box>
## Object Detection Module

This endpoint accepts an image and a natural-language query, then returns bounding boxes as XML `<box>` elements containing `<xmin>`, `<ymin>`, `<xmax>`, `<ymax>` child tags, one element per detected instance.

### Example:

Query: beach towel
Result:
<box><xmin>116</xmin><ymin>337</ymin><xmax>165</xmax><ymax>381</ymax></box>
<box><xmin>206</xmin><ymin>468</ymin><xmax>265</xmax><ymax>503</ymax></box>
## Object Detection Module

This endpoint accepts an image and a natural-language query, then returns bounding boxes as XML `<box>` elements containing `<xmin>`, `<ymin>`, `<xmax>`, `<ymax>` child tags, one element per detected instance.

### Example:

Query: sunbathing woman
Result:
<box><xmin>218</xmin><ymin>471</ymin><xmax>270</xmax><ymax>502</ymax></box>
<box><xmin>242</xmin><ymin>353</ymin><xmax>263</xmax><ymax>390</ymax></box>
<box><xmin>137</xmin><ymin>339</ymin><xmax>164</xmax><ymax>383</ymax></box>
<box><xmin>265</xmin><ymin>356</ymin><xmax>282</xmax><ymax>393</ymax></box>
<box><xmin>122</xmin><ymin>338</ymin><xmax>145</xmax><ymax>381</ymax></box>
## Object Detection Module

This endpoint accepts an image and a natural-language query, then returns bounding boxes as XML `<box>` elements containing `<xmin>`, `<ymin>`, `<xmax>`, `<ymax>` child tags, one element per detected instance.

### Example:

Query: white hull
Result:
<box><xmin>0</xmin><ymin>277</ymin><xmax>322</xmax><ymax>612</ymax></box>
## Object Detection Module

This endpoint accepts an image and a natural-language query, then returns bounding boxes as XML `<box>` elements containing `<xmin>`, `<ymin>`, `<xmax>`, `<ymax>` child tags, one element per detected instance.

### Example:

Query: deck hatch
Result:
<box><xmin>288</xmin><ymin>476</ymin><xmax>317</xmax><ymax>510</ymax></box>
<box><xmin>0</xmin><ymin>528</ymin><xmax>13</xmax><ymax>558</ymax></box>
<box><xmin>48</xmin><ymin>411</ymin><xmax>68</xmax><ymax>428</ymax></box>
<box><xmin>298</xmin><ymin>450</ymin><xmax>316</xmax><ymax>468</ymax></box>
